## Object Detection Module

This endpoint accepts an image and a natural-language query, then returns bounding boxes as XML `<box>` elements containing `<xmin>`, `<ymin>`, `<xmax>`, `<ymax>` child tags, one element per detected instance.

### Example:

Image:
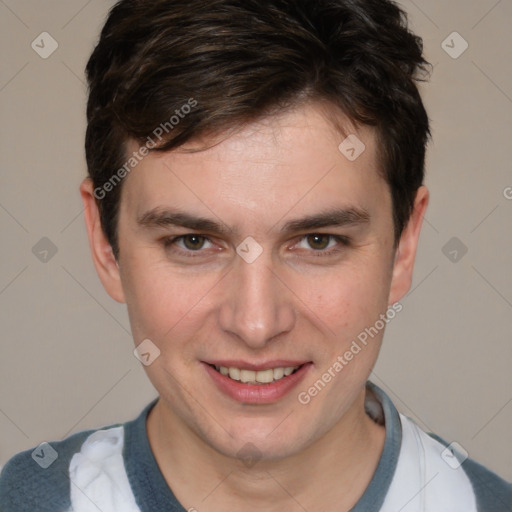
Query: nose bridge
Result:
<box><xmin>218</xmin><ymin>250</ymin><xmax>295</xmax><ymax>348</ymax></box>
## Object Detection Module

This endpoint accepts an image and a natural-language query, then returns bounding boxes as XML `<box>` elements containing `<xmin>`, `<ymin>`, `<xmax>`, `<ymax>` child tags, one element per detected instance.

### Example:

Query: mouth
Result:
<box><xmin>207</xmin><ymin>363</ymin><xmax>303</xmax><ymax>385</ymax></box>
<box><xmin>203</xmin><ymin>360</ymin><xmax>312</xmax><ymax>404</ymax></box>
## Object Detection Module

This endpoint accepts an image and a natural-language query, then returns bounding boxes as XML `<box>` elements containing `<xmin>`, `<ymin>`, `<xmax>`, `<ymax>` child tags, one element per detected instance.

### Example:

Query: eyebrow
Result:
<box><xmin>136</xmin><ymin>206</ymin><xmax>371</xmax><ymax>236</ymax></box>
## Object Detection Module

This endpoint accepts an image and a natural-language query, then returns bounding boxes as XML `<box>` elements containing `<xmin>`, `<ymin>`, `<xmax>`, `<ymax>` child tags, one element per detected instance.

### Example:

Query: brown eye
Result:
<box><xmin>293</xmin><ymin>234</ymin><xmax>349</xmax><ymax>257</ymax></box>
<box><xmin>306</xmin><ymin>234</ymin><xmax>331</xmax><ymax>250</ymax></box>
<box><xmin>163</xmin><ymin>234</ymin><xmax>216</xmax><ymax>258</ymax></box>
<box><xmin>181</xmin><ymin>235</ymin><xmax>207</xmax><ymax>250</ymax></box>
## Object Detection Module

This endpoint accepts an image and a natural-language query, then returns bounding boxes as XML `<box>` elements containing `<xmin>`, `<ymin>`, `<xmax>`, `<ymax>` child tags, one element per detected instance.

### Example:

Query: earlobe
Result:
<box><xmin>80</xmin><ymin>178</ymin><xmax>126</xmax><ymax>304</ymax></box>
<box><xmin>388</xmin><ymin>186</ymin><xmax>429</xmax><ymax>305</ymax></box>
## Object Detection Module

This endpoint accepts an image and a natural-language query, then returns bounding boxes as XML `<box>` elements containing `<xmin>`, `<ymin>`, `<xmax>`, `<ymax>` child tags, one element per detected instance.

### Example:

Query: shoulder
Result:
<box><xmin>427</xmin><ymin>431</ymin><xmax>512</xmax><ymax>512</ymax></box>
<box><xmin>364</xmin><ymin>385</ymin><xmax>511</xmax><ymax>512</ymax></box>
<box><xmin>0</xmin><ymin>423</ymin><xmax>122</xmax><ymax>512</ymax></box>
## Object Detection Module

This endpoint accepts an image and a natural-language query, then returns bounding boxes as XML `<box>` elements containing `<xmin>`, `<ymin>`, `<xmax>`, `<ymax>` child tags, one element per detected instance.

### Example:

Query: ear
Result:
<box><xmin>388</xmin><ymin>186</ymin><xmax>429</xmax><ymax>305</ymax></box>
<box><xmin>80</xmin><ymin>178</ymin><xmax>126</xmax><ymax>304</ymax></box>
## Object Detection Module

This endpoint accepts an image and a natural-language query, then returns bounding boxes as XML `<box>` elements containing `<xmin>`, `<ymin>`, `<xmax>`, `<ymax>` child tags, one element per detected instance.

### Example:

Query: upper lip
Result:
<box><xmin>204</xmin><ymin>360</ymin><xmax>310</xmax><ymax>371</ymax></box>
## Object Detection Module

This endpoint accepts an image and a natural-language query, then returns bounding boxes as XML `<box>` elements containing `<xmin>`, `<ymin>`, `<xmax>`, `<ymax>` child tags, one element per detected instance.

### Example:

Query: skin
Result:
<box><xmin>81</xmin><ymin>101</ymin><xmax>428</xmax><ymax>511</ymax></box>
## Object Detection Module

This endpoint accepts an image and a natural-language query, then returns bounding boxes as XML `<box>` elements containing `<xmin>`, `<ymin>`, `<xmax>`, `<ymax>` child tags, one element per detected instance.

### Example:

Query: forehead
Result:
<box><xmin>120</xmin><ymin>102</ymin><xmax>389</xmax><ymax>230</ymax></box>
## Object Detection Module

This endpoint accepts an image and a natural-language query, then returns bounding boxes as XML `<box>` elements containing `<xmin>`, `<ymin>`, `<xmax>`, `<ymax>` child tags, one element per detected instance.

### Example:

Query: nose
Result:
<box><xmin>217</xmin><ymin>249</ymin><xmax>296</xmax><ymax>349</ymax></box>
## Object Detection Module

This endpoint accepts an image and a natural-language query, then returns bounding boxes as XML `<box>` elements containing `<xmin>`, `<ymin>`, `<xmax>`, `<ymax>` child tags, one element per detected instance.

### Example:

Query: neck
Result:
<box><xmin>147</xmin><ymin>387</ymin><xmax>385</xmax><ymax>512</ymax></box>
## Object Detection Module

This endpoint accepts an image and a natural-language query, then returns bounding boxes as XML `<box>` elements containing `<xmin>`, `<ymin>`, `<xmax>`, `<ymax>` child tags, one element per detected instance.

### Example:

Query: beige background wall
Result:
<box><xmin>0</xmin><ymin>0</ymin><xmax>511</xmax><ymax>480</ymax></box>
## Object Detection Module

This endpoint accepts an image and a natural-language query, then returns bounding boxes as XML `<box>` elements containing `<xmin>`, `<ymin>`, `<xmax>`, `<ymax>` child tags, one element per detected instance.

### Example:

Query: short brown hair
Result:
<box><xmin>85</xmin><ymin>0</ymin><xmax>430</xmax><ymax>259</ymax></box>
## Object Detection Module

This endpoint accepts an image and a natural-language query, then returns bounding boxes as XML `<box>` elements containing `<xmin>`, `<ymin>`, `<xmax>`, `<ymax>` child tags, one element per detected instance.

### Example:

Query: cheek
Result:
<box><xmin>121</xmin><ymin>257</ymin><xmax>216</xmax><ymax>345</ymax></box>
<box><xmin>292</xmin><ymin>259</ymin><xmax>391</xmax><ymax>339</ymax></box>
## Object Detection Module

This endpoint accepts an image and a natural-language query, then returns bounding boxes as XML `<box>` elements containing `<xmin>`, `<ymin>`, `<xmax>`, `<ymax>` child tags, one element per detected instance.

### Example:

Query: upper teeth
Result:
<box><xmin>216</xmin><ymin>365</ymin><xmax>299</xmax><ymax>384</ymax></box>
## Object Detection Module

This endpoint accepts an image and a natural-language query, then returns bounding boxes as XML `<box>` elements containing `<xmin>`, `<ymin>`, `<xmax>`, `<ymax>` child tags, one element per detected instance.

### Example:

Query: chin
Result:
<box><xmin>205</xmin><ymin>421</ymin><xmax>312</xmax><ymax>463</ymax></box>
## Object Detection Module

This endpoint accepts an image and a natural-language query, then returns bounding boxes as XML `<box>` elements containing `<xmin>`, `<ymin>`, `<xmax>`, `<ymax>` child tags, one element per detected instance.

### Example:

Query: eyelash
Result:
<box><xmin>162</xmin><ymin>234</ymin><xmax>350</xmax><ymax>258</ymax></box>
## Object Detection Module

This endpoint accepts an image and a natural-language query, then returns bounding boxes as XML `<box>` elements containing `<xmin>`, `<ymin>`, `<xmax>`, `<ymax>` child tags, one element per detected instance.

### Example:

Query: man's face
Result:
<box><xmin>115</xmin><ymin>102</ymin><xmax>400</xmax><ymax>459</ymax></box>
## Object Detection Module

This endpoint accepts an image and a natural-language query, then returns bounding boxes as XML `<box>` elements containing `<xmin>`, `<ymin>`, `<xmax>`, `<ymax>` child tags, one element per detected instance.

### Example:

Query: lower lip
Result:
<box><xmin>203</xmin><ymin>362</ymin><xmax>312</xmax><ymax>404</ymax></box>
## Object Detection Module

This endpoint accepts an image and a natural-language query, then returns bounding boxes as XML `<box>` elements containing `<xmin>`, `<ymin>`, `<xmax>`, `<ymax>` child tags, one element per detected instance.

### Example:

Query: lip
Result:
<box><xmin>202</xmin><ymin>361</ymin><xmax>312</xmax><ymax>404</ymax></box>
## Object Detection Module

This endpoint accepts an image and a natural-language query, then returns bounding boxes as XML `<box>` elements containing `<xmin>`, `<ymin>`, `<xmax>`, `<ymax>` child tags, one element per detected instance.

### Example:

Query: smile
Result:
<box><xmin>211</xmin><ymin>364</ymin><xmax>301</xmax><ymax>385</ymax></box>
